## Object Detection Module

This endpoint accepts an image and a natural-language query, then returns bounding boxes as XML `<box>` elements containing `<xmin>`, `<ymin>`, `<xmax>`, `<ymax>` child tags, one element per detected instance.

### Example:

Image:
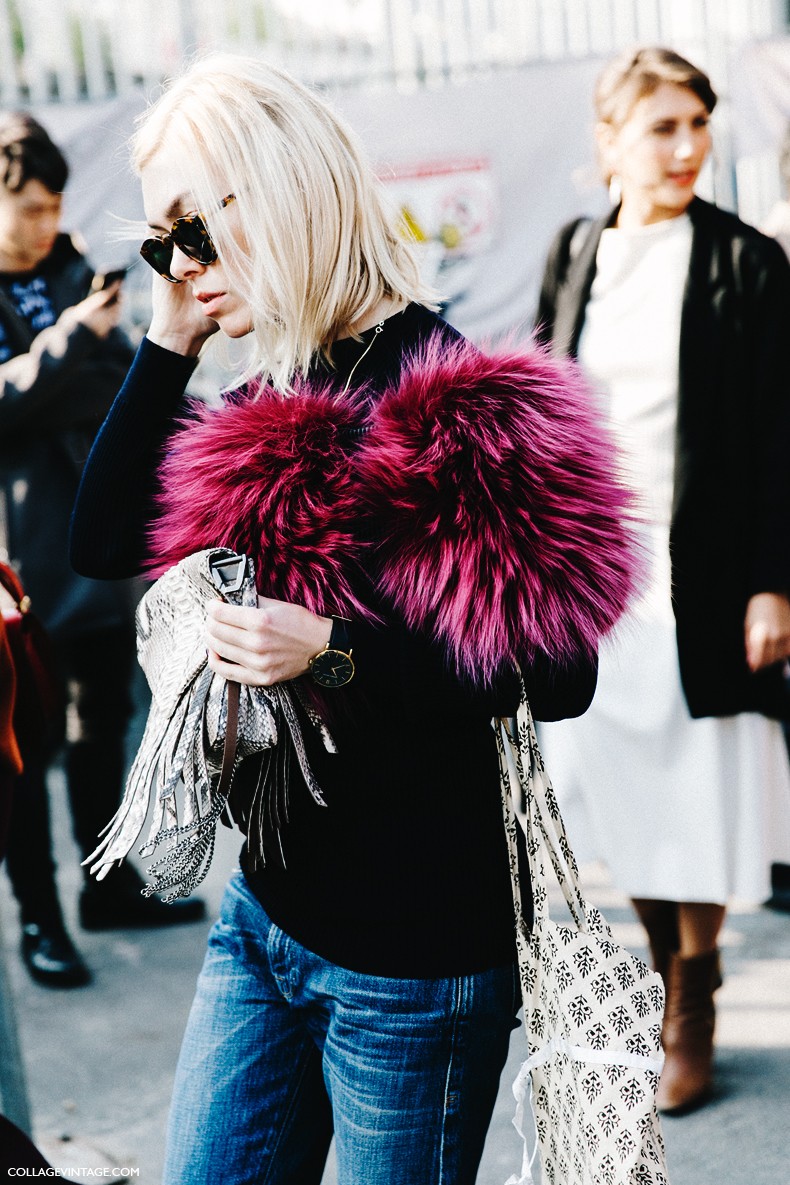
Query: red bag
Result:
<box><xmin>0</xmin><ymin>562</ymin><xmax>61</xmax><ymax>761</ymax></box>
<box><xmin>0</xmin><ymin>616</ymin><xmax>22</xmax><ymax>861</ymax></box>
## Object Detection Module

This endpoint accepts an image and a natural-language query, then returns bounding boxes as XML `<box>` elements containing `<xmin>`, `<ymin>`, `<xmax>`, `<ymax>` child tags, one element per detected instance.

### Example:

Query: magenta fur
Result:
<box><xmin>147</xmin><ymin>381</ymin><xmax>376</xmax><ymax>621</ymax></box>
<box><xmin>148</xmin><ymin>333</ymin><xmax>641</xmax><ymax>683</ymax></box>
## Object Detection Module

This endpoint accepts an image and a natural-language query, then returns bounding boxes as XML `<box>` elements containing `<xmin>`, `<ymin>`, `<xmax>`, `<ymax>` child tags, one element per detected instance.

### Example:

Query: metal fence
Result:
<box><xmin>1</xmin><ymin>0</ymin><xmax>787</xmax><ymax>225</ymax></box>
<box><xmin>0</xmin><ymin>0</ymin><xmax>786</xmax><ymax>105</ymax></box>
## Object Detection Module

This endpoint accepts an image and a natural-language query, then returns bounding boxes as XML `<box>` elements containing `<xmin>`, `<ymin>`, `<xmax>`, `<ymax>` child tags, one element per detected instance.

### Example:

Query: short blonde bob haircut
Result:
<box><xmin>594</xmin><ymin>46</ymin><xmax>717</xmax><ymax>182</ymax></box>
<box><xmin>132</xmin><ymin>53</ymin><xmax>436</xmax><ymax>391</ymax></box>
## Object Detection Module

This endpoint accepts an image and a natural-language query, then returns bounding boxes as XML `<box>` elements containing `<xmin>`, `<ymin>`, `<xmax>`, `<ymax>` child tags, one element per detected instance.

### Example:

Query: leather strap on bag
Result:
<box><xmin>218</xmin><ymin>679</ymin><xmax>240</xmax><ymax>799</ymax></box>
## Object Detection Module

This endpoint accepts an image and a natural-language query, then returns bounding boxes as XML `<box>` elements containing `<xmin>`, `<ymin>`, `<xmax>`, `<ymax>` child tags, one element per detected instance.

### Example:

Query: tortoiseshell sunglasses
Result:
<box><xmin>140</xmin><ymin>193</ymin><xmax>235</xmax><ymax>283</ymax></box>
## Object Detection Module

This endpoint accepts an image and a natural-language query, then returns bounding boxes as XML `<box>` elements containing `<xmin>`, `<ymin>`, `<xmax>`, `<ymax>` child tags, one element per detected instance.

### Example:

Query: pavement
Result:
<box><xmin>1</xmin><ymin>764</ymin><xmax>789</xmax><ymax>1184</ymax></box>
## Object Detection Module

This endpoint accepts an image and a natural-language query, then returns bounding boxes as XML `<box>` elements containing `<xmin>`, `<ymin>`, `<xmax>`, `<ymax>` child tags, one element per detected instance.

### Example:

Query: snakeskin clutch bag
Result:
<box><xmin>85</xmin><ymin>547</ymin><xmax>332</xmax><ymax>900</ymax></box>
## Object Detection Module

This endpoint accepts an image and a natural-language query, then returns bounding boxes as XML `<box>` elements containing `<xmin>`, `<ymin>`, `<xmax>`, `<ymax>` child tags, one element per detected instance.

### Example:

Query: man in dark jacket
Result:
<box><xmin>0</xmin><ymin>113</ymin><xmax>203</xmax><ymax>988</ymax></box>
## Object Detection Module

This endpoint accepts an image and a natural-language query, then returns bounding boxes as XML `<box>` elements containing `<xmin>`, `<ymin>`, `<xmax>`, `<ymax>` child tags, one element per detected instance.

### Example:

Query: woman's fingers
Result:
<box><xmin>745</xmin><ymin>622</ymin><xmax>771</xmax><ymax>672</ymax></box>
<box><xmin>744</xmin><ymin>592</ymin><xmax>790</xmax><ymax>672</ymax></box>
<box><xmin>207</xmin><ymin>600</ymin><xmax>266</xmax><ymax>632</ymax></box>
<box><xmin>206</xmin><ymin>606</ymin><xmax>278</xmax><ymax>684</ymax></box>
<box><xmin>206</xmin><ymin>612</ymin><xmax>261</xmax><ymax>651</ymax></box>
<box><xmin>205</xmin><ymin>597</ymin><xmax>332</xmax><ymax>685</ymax></box>
<box><xmin>206</xmin><ymin>648</ymin><xmax>262</xmax><ymax>684</ymax></box>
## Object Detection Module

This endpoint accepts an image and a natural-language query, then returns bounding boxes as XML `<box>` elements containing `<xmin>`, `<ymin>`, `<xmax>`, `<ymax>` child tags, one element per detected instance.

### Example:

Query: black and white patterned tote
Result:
<box><xmin>496</xmin><ymin>687</ymin><xmax>671</xmax><ymax>1185</ymax></box>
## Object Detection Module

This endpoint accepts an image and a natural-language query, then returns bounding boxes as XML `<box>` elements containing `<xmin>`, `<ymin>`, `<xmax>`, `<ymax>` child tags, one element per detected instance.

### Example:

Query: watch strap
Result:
<box><xmin>328</xmin><ymin>615</ymin><xmax>351</xmax><ymax>654</ymax></box>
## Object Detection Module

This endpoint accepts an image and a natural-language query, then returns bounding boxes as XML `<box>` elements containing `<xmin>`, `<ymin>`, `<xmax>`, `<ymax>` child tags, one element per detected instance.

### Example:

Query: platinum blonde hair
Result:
<box><xmin>132</xmin><ymin>53</ymin><xmax>436</xmax><ymax>391</ymax></box>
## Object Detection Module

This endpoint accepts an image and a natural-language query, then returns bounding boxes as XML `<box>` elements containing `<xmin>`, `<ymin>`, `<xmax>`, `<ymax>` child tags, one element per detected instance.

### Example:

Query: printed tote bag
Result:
<box><xmin>496</xmin><ymin>687</ymin><xmax>671</xmax><ymax>1185</ymax></box>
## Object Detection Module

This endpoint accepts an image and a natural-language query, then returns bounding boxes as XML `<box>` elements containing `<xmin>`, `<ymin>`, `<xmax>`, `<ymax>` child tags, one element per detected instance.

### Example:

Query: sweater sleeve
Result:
<box><xmin>0</xmin><ymin>317</ymin><xmax>104</xmax><ymax>434</ymax></box>
<box><xmin>742</xmin><ymin>236</ymin><xmax>790</xmax><ymax>596</ymax></box>
<box><xmin>69</xmin><ymin>337</ymin><xmax>198</xmax><ymax>579</ymax></box>
<box><xmin>344</xmin><ymin>616</ymin><xmax>597</xmax><ymax>723</ymax></box>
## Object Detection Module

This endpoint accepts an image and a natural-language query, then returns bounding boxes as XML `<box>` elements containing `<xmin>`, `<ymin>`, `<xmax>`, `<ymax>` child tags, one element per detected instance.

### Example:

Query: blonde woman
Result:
<box><xmin>71</xmin><ymin>55</ymin><xmax>636</xmax><ymax>1184</ymax></box>
<box><xmin>536</xmin><ymin>46</ymin><xmax>790</xmax><ymax>1114</ymax></box>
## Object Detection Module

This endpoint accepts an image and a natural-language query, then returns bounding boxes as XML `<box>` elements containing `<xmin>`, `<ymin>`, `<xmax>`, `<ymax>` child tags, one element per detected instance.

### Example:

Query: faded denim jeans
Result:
<box><xmin>163</xmin><ymin>871</ymin><xmax>519</xmax><ymax>1185</ymax></box>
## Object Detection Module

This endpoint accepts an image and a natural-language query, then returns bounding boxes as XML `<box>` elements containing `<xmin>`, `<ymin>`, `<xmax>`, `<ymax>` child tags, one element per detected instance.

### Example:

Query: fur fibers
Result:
<box><xmin>149</xmin><ymin>333</ymin><xmax>640</xmax><ymax>684</ymax></box>
<box><xmin>148</xmin><ymin>383</ymin><xmax>376</xmax><ymax>622</ymax></box>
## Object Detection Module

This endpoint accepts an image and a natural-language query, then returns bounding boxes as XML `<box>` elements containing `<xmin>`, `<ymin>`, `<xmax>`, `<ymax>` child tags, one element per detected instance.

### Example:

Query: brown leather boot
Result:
<box><xmin>632</xmin><ymin>899</ymin><xmax>679</xmax><ymax>986</ymax></box>
<box><xmin>656</xmin><ymin>948</ymin><xmax>721</xmax><ymax>1113</ymax></box>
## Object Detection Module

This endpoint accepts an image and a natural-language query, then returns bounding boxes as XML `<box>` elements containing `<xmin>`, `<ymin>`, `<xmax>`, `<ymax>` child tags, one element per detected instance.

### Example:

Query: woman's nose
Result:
<box><xmin>674</xmin><ymin>134</ymin><xmax>694</xmax><ymax>161</ymax></box>
<box><xmin>169</xmin><ymin>244</ymin><xmax>205</xmax><ymax>283</ymax></box>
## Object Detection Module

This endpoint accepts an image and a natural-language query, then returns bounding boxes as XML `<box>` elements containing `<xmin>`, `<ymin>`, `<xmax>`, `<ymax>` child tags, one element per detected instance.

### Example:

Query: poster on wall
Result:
<box><xmin>379</xmin><ymin>154</ymin><xmax>498</xmax><ymax>305</ymax></box>
<box><xmin>333</xmin><ymin>57</ymin><xmax>608</xmax><ymax>340</ymax></box>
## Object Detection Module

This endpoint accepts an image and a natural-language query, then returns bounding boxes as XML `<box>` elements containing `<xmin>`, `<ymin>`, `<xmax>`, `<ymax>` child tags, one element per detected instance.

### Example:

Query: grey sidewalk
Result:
<box><xmin>1</xmin><ymin>768</ymin><xmax>789</xmax><ymax>1183</ymax></box>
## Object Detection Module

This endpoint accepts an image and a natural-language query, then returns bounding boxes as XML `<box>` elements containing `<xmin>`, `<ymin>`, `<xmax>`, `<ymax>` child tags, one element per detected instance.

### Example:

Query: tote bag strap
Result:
<box><xmin>497</xmin><ymin>683</ymin><xmax>592</xmax><ymax>931</ymax></box>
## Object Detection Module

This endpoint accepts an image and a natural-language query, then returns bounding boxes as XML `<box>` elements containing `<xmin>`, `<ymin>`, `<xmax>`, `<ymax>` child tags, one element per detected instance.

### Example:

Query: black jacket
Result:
<box><xmin>536</xmin><ymin>197</ymin><xmax>790</xmax><ymax>719</ymax></box>
<box><xmin>0</xmin><ymin>234</ymin><xmax>135</xmax><ymax>639</ymax></box>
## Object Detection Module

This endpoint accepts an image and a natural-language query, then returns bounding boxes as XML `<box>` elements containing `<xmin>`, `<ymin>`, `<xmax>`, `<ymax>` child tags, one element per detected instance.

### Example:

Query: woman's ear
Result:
<box><xmin>594</xmin><ymin>120</ymin><xmax>617</xmax><ymax>183</ymax></box>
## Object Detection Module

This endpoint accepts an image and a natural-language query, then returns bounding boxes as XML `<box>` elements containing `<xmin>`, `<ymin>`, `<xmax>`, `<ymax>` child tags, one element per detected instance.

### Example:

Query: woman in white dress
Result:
<box><xmin>535</xmin><ymin>46</ymin><xmax>790</xmax><ymax>1113</ymax></box>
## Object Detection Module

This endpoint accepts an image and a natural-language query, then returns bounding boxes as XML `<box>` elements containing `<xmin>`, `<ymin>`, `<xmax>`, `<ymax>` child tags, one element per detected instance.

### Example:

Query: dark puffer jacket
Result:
<box><xmin>0</xmin><ymin>233</ymin><xmax>135</xmax><ymax>639</ymax></box>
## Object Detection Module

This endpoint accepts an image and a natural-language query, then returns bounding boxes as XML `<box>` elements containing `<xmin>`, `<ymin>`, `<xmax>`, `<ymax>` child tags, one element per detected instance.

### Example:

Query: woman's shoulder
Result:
<box><xmin>691</xmin><ymin>197</ymin><xmax>790</xmax><ymax>272</ymax></box>
<box><xmin>399</xmin><ymin>301</ymin><xmax>465</xmax><ymax>347</ymax></box>
<box><xmin>376</xmin><ymin>302</ymin><xmax>466</xmax><ymax>384</ymax></box>
<box><xmin>544</xmin><ymin>214</ymin><xmax>601</xmax><ymax>266</ymax></box>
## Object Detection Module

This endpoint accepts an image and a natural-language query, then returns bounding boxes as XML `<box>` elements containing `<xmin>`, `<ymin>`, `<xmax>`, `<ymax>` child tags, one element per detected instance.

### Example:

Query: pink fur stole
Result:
<box><xmin>148</xmin><ymin>334</ymin><xmax>640</xmax><ymax>683</ymax></box>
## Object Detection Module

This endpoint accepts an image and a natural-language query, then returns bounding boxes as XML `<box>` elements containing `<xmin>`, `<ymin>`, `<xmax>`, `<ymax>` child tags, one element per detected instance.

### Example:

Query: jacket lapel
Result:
<box><xmin>552</xmin><ymin>208</ymin><xmax>614</xmax><ymax>358</ymax></box>
<box><xmin>674</xmin><ymin>198</ymin><xmax>720</xmax><ymax>522</ymax></box>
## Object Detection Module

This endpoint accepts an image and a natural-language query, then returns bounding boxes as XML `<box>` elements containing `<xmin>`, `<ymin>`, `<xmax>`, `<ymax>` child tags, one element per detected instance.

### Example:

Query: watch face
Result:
<box><xmin>310</xmin><ymin>648</ymin><xmax>355</xmax><ymax>688</ymax></box>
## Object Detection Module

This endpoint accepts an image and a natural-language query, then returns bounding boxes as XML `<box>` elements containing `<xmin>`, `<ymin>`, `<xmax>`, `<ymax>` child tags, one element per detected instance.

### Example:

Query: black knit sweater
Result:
<box><xmin>70</xmin><ymin>303</ymin><xmax>597</xmax><ymax>976</ymax></box>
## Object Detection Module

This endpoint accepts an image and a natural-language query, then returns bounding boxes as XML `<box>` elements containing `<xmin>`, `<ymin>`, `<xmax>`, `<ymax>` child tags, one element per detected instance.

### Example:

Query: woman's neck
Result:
<box><xmin>337</xmin><ymin>295</ymin><xmax>406</xmax><ymax>340</ymax></box>
<box><xmin>616</xmin><ymin>192</ymin><xmax>694</xmax><ymax>230</ymax></box>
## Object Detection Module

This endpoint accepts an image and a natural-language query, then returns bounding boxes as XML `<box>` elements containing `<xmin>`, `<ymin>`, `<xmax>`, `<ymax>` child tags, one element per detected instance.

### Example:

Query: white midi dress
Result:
<box><xmin>539</xmin><ymin>214</ymin><xmax>790</xmax><ymax>905</ymax></box>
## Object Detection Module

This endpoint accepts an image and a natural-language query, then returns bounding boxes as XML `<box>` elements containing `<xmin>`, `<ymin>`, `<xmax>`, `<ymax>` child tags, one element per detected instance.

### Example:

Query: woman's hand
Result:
<box><xmin>67</xmin><ymin>284</ymin><xmax>124</xmax><ymax>339</ymax></box>
<box><xmin>206</xmin><ymin>597</ymin><xmax>332</xmax><ymax>685</ymax></box>
<box><xmin>744</xmin><ymin>592</ymin><xmax>790</xmax><ymax>672</ymax></box>
<box><xmin>146</xmin><ymin>272</ymin><xmax>219</xmax><ymax>358</ymax></box>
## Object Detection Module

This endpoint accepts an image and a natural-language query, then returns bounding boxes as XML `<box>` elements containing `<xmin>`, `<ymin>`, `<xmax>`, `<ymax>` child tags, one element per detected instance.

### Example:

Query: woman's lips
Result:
<box><xmin>195</xmin><ymin>291</ymin><xmax>225</xmax><ymax>316</ymax></box>
<box><xmin>668</xmin><ymin>171</ymin><xmax>696</xmax><ymax>186</ymax></box>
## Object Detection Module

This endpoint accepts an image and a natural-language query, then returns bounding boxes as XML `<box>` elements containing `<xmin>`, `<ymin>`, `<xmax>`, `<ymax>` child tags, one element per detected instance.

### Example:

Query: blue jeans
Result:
<box><xmin>164</xmin><ymin>872</ymin><xmax>519</xmax><ymax>1185</ymax></box>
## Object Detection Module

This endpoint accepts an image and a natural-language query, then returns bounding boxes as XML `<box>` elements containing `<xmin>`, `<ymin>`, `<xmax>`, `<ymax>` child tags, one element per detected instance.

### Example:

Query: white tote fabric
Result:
<box><xmin>497</xmin><ymin>692</ymin><xmax>670</xmax><ymax>1185</ymax></box>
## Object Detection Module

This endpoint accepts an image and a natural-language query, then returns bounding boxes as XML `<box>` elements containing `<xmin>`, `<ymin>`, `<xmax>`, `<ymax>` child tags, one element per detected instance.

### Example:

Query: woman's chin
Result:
<box><xmin>216</xmin><ymin>314</ymin><xmax>254</xmax><ymax>339</ymax></box>
<box><xmin>659</xmin><ymin>186</ymin><xmax>696</xmax><ymax>213</ymax></box>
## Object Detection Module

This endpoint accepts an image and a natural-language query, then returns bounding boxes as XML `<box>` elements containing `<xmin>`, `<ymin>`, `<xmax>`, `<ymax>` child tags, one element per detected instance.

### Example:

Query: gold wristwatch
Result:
<box><xmin>308</xmin><ymin>616</ymin><xmax>355</xmax><ymax>688</ymax></box>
